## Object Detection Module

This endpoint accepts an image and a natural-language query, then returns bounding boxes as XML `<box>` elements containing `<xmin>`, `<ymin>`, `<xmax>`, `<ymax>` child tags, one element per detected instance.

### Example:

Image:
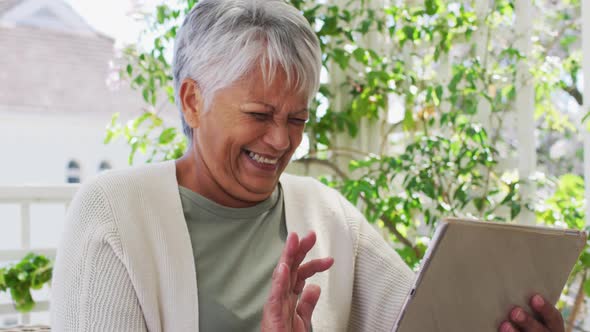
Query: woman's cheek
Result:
<box><xmin>290</xmin><ymin>128</ymin><xmax>305</xmax><ymax>147</ymax></box>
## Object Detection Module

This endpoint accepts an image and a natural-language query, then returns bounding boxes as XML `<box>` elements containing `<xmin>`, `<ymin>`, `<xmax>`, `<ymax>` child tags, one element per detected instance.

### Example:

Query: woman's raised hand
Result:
<box><xmin>261</xmin><ymin>232</ymin><xmax>334</xmax><ymax>332</ymax></box>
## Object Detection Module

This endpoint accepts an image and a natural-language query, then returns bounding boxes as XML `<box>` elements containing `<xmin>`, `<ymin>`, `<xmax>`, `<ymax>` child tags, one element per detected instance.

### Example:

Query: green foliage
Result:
<box><xmin>536</xmin><ymin>175</ymin><xmax>590</xmax><ymax>299</ymax></box>
<box><xmin>112</xmin><ymin>0</ymin><xmax>482</xmax><ymax>264</ymax></box>
<box><xmin>331</xmin><ymin>120</ymin><xmax>520</xmax><ymax>267</ymax></box>
<box><xmin>108</xmin><ymin>0</ymin><xmax>479</xmax><ymax>162</ymax></box>
<box><xmin>109</xmin><ymin>0</ymin><xmax>582</xmax><ymax>269</ymax></box>
<box><xmin>0</xmin><ymin>253</ymin><xmax>52</xmax><ymax>312</ymax></box>
<box><xmin>105</xmin><ymin>112</ymin><xmax>186</xmax><ymax>164</ymax></box>
<box><xmin>537</xmin><ymin>174</ymin><xmax>585</xmax><ymax>229</ymax></box>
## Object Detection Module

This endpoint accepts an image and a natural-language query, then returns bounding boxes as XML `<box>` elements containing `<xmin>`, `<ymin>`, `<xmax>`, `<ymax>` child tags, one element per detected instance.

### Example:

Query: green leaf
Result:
<box><xmin>104</xmin><ymin>131</ymin><xmax>114</xmax><ymax>144</ymax></box>
<box><xmin>449</xmin><ymin>70</ymin><xmax>464</xmax><ymax>92</ymax></box>
<box><xmin>435</xmin><ymin>86</ymin><xmax>444</xmax><ymax>104</ymax></box>
<box><xmin>159</xmin><ymin>127</ymin><xmax>177</xmax><ymax>145</ymax></box>
<box><xmin>359</xmin><ymin>19</ymin><xmax>372</xmax><ymax>34</ymax></box>
<box><xmin>133</xmin><ymin>112</ymin><xmax>152</xmax><ymax>130</ymax></box>
<box><xmin>352</xmin><ymin>48</ymin><xmax>366</xmax><ymax>64</ymax></box>
<box><xmin>156</xmin><ymin>5</ymin><xmax>167</xmax><ymax>24</ymax></box>
<box><xmin>402</xmin><ymin>109</ymin><xmax>415</xmax><ymax>131</ymax></box>
<box><xmin>142</xmin><ymin>89</ymin><xmax>150</xmax><ymax>103</ymax></box>
<box><xmin>331</xmin><ymin>48</ymin><xmax>350</xmax><ymax>70</ymax></box>
<box><xmin>0</xmin><ymin>269</ymin><xmax>5</xmax><ymax>290</ymax></box>
<box><xmin>510</xmin><ymin>202</ymin><xmax>521</xmax><ymax>220</ymax></box>
<box><xmin>425</xmin><ymin>0</ymin><xmax>440</xmax><ymax>15</ymax></box>
<box><xmin>583</xmin><ymin>278</ymin><xmax>590</xmax><ymax>297</ymax></box>
<box><xmin>401</xmin><ymin>26</ymin><xmax>416</xmax><ymax>44</ymax></box>
<box><xmin>11</xmin><ymin>288</ymin><xmax>34</xmax><ymax>312</ymax></box>
<box><xmin>560</xmin><ymin>35</ymin><xmax>578</xmax><ymax>50</ymax></box>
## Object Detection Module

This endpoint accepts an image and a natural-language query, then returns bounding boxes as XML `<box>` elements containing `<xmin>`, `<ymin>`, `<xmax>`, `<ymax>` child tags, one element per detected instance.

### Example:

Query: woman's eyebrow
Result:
<box><xmin>292</xmin><ymin>108</ymin><xmax>309</xmax><ymax>115</ymax></box>
<box><xmin>239</xmin><ymin>102</ymin><xmax>274</xmax><ymax>111</ymax></box>
<box><xmin>241</xmin><ymin>101</ymin><xmax>308</xmax><ymax>115</ymax></box>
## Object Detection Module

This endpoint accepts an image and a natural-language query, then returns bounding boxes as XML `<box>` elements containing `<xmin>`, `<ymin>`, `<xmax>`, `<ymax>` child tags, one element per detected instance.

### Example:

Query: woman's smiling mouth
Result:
<box><xmin>243</xmin><ymin>149</ymin><xmax>280</xmax><ymax>170</ymax></box>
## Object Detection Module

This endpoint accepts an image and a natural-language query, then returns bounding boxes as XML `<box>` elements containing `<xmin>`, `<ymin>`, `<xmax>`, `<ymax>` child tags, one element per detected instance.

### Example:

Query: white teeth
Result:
<box><xmin>248</xmin><ymin>151</ymin><xmax>278</xmax><ymax>165</ymax></box>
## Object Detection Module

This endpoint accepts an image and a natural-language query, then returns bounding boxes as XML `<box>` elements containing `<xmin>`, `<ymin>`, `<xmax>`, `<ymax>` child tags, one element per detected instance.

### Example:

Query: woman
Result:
<box><xmin>51</xmin><ymin>0</ymin><xmax>565</xmax><ymax>331</ymax></box>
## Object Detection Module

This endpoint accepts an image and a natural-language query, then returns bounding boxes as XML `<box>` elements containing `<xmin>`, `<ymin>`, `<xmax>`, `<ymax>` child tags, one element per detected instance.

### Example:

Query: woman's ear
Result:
<box><xmin>179</xmin><ymin>78</ymin><xmax>203</xmax><ymax>129</ymax></box>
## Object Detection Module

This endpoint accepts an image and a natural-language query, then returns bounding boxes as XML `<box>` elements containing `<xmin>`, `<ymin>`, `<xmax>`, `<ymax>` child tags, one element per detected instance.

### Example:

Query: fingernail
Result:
<box><xmin>501</xmin><ymin>322</ymin><xmax>515</xmax><ymax>332</ymax></box>
<box><xmin>532</xmin><ymin>295</ymin><xmax>544</xmax><ymax>308</ymax></box>
<box><xmin>512</xmin><ymin>308</ymin><xmax>525</xmax><ymax>322</ymax></box>
<box><xmin>500</xmin><ymin>322</ymin><xmax>514</xmax><ymax>332</ymax></box>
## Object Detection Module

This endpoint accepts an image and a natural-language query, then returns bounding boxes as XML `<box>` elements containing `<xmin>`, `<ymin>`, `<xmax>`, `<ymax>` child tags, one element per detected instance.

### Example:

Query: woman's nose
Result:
<box><xmin>264</xmin><ymin>124</ymin><xmax>290</xmax><ymax>152</ymax></box>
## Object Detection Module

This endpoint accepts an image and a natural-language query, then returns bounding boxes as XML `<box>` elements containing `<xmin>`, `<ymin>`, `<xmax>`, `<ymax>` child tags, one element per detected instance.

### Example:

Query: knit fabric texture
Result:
<box><xmin>50</xmin><ymin>161</ymin><xmax>415</xmax><ymax>331</ymax></box>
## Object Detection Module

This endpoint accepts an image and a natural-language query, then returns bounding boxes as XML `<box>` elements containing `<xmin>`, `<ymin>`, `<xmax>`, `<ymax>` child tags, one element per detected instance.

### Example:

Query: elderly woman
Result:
<box><xmin>51</xmin><ymin>0</ymin><xmax>565</xmax><ymax>331</ymax></box>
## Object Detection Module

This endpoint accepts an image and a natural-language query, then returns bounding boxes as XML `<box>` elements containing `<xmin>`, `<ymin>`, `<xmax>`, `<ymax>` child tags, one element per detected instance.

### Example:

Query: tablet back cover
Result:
<box><xmin>394</xmin><ymin>219</ymin><xmax>586</xmax><ymax>332</ymax></box>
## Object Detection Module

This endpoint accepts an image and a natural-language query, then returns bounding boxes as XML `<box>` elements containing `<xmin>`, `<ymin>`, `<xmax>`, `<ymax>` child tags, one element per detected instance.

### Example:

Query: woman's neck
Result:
<box><xmin>175</xmin><ymin>148</ymin><xmax>266</xmax><ymax>208</ymax></box>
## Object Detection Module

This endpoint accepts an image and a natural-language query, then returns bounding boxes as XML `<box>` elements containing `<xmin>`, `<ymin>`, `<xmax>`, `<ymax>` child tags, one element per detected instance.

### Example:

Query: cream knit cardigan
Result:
<box><xmin>50</xmin><ymin>161</ymin><xmax>414</xmax><ymax>331</ymax></box>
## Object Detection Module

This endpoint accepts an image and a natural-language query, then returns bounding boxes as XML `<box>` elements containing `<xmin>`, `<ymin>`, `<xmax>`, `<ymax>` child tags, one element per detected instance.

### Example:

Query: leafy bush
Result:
<box><xmin>0</xmin><ymin>253</ymin><xmax>52</xmax><ymax>312</ymax></box>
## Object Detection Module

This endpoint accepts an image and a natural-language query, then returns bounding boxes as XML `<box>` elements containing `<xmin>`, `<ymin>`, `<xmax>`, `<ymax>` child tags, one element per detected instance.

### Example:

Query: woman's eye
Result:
<box><xmin>289</xmin><ymin>118</ymin><xmax>307</xmax><ymax>125</ymax></box>
<box><xmin>249</xmin><ymin>113</ymin><xmax>270</xmax><ymax>121</ymax></box>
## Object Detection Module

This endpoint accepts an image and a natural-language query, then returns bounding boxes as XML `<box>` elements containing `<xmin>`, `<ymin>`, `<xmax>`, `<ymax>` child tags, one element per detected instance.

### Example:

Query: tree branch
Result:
<box><xmin>541</xmin><ymin>20</ymin><xmax>579</xmax><ymax>58</ymax></box>
<box><xmin>380</xmin><ymin>214</ymin><xmax>422</xmax><ymax>258</ymax></box>
<box><xmin>563</xmin><ymin>84</ymin><xmax>583</xmax><ymax>106</ymax></box>
<box><xmin>294</xmin><ymin>157</ymin><xmax>350</xmax><ymax>180</ymax></box>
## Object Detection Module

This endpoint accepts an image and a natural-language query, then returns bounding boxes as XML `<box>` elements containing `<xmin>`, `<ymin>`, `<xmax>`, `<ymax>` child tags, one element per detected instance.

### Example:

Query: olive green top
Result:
<box><xmin>179</xmin><ymin>185</ymin><xmax>287</xmax><ymax>332</ymax></box>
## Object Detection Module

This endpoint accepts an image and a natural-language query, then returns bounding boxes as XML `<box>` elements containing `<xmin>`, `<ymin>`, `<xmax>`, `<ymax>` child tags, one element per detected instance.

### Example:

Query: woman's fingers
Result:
<box><xmin>293</xmin><ymin>232</ymin><xmax>317</xmax><ymax>268</ymax></box>
<box><xmin>507</xmin><ymin>306</ymin><xmax>549</xmax><ymax>332</ymax></box>
<box><xmin>529</xmin><ymin>295</ymin><xmax>564</xmax><ymax>332</ymax></box>
<box><xmin>262</xmin><ymin>231</ymin><xmax>334</xmax><ymax>331</ymax></box>
<box><xmin>298</xmin><ymin>258</ymin><xmax>334</xmax><ymax>279</ymax></box>
<box><xmin>278</xmin><ymin>233</ymin><xmax>300</xmax><ymax>270</ymax></box>
<box><xmin>290</xmin><ymin>232</ymin><xmax>316</xmax><ymax>288</ymax></box>
<box><xmin>276</xmin><ymin>232</ymin><xmax>334</xmax><ymax>294</ymax></box>
<box><xmin>262</xmin><ymin>263</ymin><xmax>291</xmax><ymax>329</ymax></box>
<box><xmin>294</xmin><ymin>257</ymin><xmax>334</xmax><ymax>294</ymax></box>
<box><xmin>499</xmin><ymin>321</ymin><xmax>518</xmax><ymax>332</ymax></box>
<box><xmin>268</xmin><ymin>263</ymin><xmax>290</xmax><ymax>305</ymax></box>
<box><xmin>296</xmin><ymin>284</ymin><xmax>322</xmax><ymax>331</ymax></box>
<box><xmin>280</xmin><ymin>231</ymin><xmax>319</xmax><ymax>293</ymax></box>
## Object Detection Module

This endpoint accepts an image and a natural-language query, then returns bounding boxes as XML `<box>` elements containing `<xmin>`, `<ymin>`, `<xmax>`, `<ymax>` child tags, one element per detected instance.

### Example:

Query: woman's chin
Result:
<box><xmin>237</xmin><ymin>152</ymin><xmax>284</xmax><ymax>193</ymax></box>
<box><xmin>240</xmin><ymin>177</ymin><xmax>278</xmax><ymax>197</ymax></box>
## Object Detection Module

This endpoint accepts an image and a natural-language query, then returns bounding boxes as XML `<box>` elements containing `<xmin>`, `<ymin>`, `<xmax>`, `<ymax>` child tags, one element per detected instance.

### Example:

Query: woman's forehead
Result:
<box><xmin>232</xmin><ymin>68</ymin><xmax>308</xmax><ymax>103</ymax></box>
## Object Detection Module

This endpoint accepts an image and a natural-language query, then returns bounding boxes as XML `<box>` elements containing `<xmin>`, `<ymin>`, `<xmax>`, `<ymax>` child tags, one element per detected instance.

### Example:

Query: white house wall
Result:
<box><xmin>0</xmin><ymin>110</ymin><xmax>133</xmax><ymax>185</ymax></box>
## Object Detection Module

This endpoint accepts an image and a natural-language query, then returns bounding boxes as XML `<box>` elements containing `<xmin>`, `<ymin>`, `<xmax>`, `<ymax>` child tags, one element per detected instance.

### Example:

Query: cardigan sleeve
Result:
<box><xmin>340</xmin><ymin>197</ymin><xmax>416</xmax><ymax>332</ymax></box>
<box><xmin>51</xmin><ymin>182</ymin><xmax>147</xmax><ymax>332</ymax></box>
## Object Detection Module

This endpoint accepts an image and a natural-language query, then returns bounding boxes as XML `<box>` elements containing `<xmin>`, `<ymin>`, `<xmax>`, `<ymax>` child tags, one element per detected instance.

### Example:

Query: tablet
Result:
<box><xmin>392</xmin><ymin>218</ymin><xmax>587</xmax><ymax>332</ymax></box>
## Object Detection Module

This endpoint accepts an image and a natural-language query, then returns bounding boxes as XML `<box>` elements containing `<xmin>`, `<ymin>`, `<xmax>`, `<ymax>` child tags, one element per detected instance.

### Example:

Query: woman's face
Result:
<box><xmin>193</xmin><ymin>67</ymin><xmax>309</xmax><ymax>204</ymax></box>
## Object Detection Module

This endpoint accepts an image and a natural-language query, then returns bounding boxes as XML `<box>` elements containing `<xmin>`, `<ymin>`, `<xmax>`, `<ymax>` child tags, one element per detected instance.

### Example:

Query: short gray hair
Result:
<box><xmin>172</xmin><ymin>0</ymin><xmax>322</xmax><ymax>139</ymax></box>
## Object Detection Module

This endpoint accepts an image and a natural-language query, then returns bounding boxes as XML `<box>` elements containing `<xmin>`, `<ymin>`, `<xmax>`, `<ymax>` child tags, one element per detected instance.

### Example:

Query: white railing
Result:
<box><xmin>0</xmin><ymin>185</ymin><xmax>79</xmax><ymax>325</ymax></box>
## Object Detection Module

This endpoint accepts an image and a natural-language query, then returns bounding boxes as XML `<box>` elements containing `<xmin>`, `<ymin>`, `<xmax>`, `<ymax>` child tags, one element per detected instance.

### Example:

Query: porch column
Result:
<box><xmin>514</xmin><ymin>0</ymin><xmax>536</xmax><ymax>225</ymax></box>
<box><xmin>583</xmin><ymin>0</ymin><xmax>590</xmax><ymax>226</ymax></box>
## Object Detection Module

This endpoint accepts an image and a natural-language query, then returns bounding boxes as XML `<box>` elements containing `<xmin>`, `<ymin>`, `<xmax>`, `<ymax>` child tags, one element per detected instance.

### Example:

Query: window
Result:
<box><xmin>66</xmin><ymin>160</ymin><xmax>81</xmax><ymax>183</ymax></box>
<box><xmin>98</xmin><ymin>160</ymin><xmax>112</xmax><ymax>172</ymax></box>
